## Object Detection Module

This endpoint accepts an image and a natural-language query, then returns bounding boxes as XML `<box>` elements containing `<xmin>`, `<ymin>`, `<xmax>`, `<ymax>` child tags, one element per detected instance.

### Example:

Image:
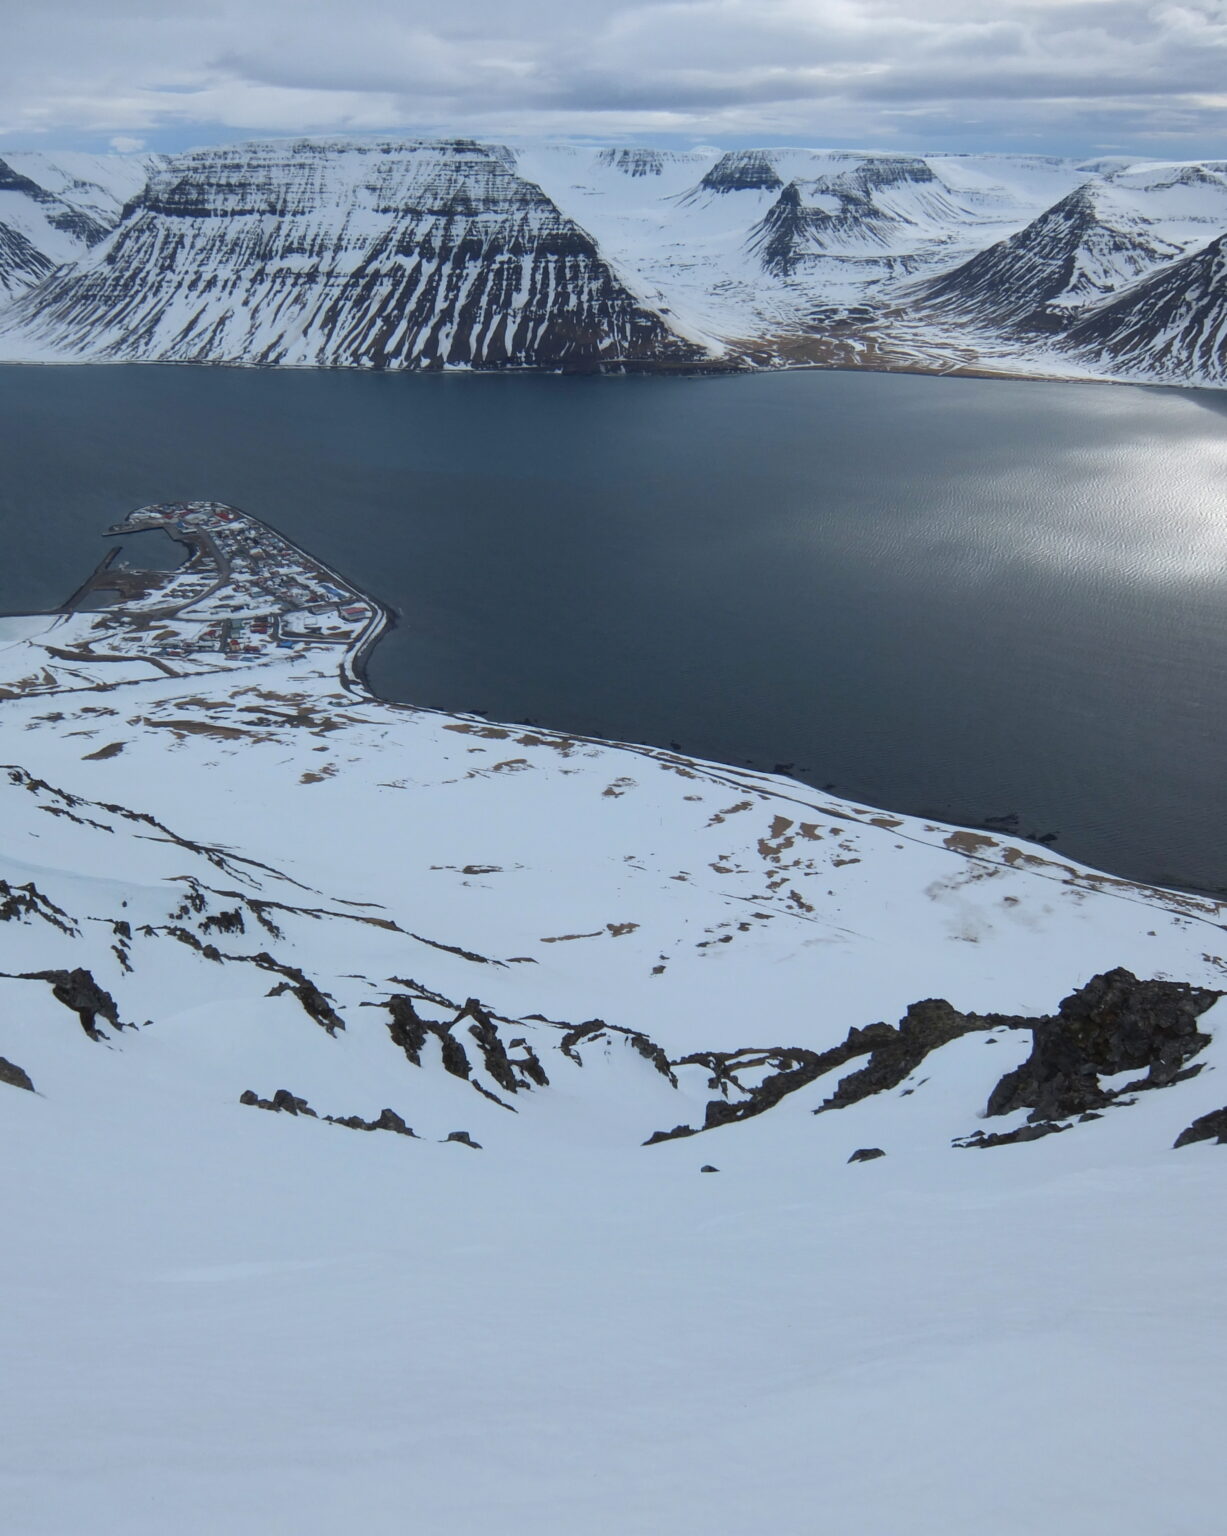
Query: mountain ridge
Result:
<box><xmin>0</xmin><ymin>136</ymin><xmax>1224</xmax><ymax>383</ymax></box>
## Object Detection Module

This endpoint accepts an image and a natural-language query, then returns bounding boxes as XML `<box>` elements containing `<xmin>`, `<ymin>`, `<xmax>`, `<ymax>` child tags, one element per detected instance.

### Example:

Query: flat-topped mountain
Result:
<box><xmin>0</xmin><ymin>136</ymin><xmax>1225</xmax><ymax>384</ymax></box>
<box><xmin>0</xmin><ymin>138</ymin><xmax>705</xmax><ymax>370</ymax></box>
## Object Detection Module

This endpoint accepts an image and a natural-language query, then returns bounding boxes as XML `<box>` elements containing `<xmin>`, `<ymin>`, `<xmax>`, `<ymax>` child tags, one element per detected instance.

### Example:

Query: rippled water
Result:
<box><xmin>1</xmin><ymin>363</ymin><xmax>1223</xmax><ymax>893</ymax></box>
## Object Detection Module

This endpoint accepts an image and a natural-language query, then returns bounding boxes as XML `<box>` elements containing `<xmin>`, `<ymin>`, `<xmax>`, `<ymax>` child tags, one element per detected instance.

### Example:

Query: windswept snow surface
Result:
<box><xmin>2</xmin><ymin>506</ymin><xmax>1226</xmax><ymax>1532</ymax></box>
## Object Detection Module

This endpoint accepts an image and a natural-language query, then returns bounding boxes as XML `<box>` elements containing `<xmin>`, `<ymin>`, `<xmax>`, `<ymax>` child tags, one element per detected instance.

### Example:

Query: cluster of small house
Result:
<box><xmin>115</xmin><ymin>501</ymin><xmax>374</xmax><ymax>664</ymax></box>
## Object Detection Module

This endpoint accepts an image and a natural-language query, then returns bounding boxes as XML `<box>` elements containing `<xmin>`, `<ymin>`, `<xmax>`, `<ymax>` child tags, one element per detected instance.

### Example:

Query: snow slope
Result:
<box><xmin>2</xmin><ymin>506</ymin><xmax>1226</xmax><ymax>1530</ymax></box>
<box><xmin>0</xmin><ymin>155</ymin><xmax>112</xmax><ymax>299</ymax></box>
<box><xmin>0</xmin><ymin>149</ymin><xmax>162</xmax><ymax>224</ymax></box>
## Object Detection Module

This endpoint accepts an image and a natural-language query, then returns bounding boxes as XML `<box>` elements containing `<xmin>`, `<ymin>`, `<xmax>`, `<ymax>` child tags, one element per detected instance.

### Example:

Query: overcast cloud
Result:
<box><xmin>4</xmin><ymin>0</ymin><xmax>1226</xmax><ymax>156</ymax></box>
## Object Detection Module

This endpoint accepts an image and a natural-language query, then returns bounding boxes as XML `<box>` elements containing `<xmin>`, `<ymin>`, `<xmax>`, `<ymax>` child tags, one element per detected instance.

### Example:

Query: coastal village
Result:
<box><xmin>0</xmin><ymin>501</ymin><xmax>384</xmax><ymax>697</ymax></box>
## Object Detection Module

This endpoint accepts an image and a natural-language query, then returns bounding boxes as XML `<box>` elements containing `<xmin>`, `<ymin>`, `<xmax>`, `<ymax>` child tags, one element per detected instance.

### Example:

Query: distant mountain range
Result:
<box><xmin>0</xmin><ymin>138</ymin><xmax>1224</xmax><ymax>386</ymax></box>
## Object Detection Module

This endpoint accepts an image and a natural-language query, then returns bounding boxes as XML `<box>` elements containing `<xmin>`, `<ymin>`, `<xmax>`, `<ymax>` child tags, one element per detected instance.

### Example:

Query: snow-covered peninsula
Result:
<box><xmin>2</xmin><ymin>505</ymin><xmax>1225</xmax><ymax>1533</ymax></box>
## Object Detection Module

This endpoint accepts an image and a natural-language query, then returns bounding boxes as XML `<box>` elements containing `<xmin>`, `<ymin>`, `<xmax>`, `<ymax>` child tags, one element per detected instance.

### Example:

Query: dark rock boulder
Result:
<box><xmin>954</xmin><ymin>1122</ymin><xmax>1069</xmax><ymax>1149</ymax></box>
<box><xmin>0</xmin><ymin>1056</ymin><xmax>34</xmax><ymax>1092</ymax></box>
<box><xmin>848</xmin><ymin>1147</ymin><xmax>886</xmax><ymax>1163</ymax></box>
<box><xmin>444</xmin><ymin>1130</ymin><xmax>482</xmax><ymax>1149</ymax></box>
<box><xmin>239</xmin><ymin>1087</ymin><xmax>318</xmax><ymax>1116</ymax></box>
<box><xmin>11</xmin><ymin>967</ymin><xmax>127</xmax><ymax>1039</ymax></box>
<box><xmin>324</xmin><ymin>1106</ymin><xmax>417</xmax><ymax>1136</ymax></box>
<box><xmin>986</xmin><ymin>969</ymin><xmax>1220</xmax><ymax>1123</ymax></box>
<box><xmin>1174</xmin><ymin>1107</ymin><xmax>1227</xmax><ymax>1148</ymax></box>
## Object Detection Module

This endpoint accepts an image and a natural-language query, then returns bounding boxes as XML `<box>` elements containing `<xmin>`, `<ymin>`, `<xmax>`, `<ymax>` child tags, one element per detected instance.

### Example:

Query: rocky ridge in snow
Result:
<box><xmin>3</xmin><ymin>502</ymin><xmax>1224</xmax><ymax>1149</ymax></box>
<box><xmin>4</xmin><ymin>503</ymin><xmax>1226</xmax><ymax>1534</ymax></box>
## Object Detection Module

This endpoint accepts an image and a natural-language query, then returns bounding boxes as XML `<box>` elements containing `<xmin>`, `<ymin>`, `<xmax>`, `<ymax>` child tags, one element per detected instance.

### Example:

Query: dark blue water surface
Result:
<box><xmin>1</xmin><ymin>363</ymin><xmax>1223</xmax><ymax>893</ymax></box>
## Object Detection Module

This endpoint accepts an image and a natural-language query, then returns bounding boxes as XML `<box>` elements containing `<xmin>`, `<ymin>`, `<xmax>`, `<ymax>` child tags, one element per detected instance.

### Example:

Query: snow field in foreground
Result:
<box><xmin>3</xmin><ymin>1053</ymin><xmax>1226</xmax><ymax>1536</ymax></box>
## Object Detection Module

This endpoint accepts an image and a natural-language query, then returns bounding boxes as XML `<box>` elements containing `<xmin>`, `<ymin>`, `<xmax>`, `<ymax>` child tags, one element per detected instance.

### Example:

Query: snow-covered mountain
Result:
<box><xmin>3</xmin><ymin>503</ymin><xmax>1225</xmax><ymax>1532</ymax></box>
<box><xmin>0</xmin><ymin>137</ymin><xmax>1225</xmax><ymax>384</ymax></box>
<box><xmin>0</xmin><ymin>150</ymin><xmax>158</xmax><ymax>300</ymax></box>
<box><xmin>1060</xmin><ymin>232</ymin><xmax>1227</xmax><ymax>383</ymax></box>
<box><xmin>0</xmin><ymin>155</ymin><xmax>109</xmax><ymax>299</ymax></box>
<box><xmin>908</xmin><ymin>184</ymin><xmax>1180</xmax><ymax>333</ymax></box>
<box><xmin>908</xmin><ymin>163</ymin><xmax>1227</xmax><ymax>342</ymax></box>
<box><xmin>0</xmin><ymin>138</ymin><xmax>705</xmax><ymax>369</ymax></box>
<box><xmin>0</xmin><ymin>149</ymin><xmax>160</xmax><ymax>226</ymax></box>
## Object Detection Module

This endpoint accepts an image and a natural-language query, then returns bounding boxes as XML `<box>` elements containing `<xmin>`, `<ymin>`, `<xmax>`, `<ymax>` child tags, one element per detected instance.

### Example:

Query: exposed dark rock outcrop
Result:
<box><xmin>1173</xmin><ymin>1107</ymin><xmax>1227</xmax><ymax>1148</ymax></box>
<box><xmin>910</xmin><ymin>184</ymin><xmax>1178</xmax><ymax>334</ymax></box>
<box><xmin>749</xmin><ymin>158</ymin><xmax>944</xmax><ymax>274</ymax></box>
<box><xmin>646</xmin><ymin>970</ymin><xmax>1220</xmax><ymax>1147</ymax></box>
<box><xmin>256</xmin><ymin>955</ymin><xmax>345</xmax><ymax>1033</ymax></box>
<box><xmin>595</xmin><ymin>148</ymin><xmax>666</xmax><ymax>177</ymax></box>
<box><xmin>0</xmin><ymin>876</ymin><xmax>79</xmax><ymax>935</ymax></box>
<box><xmin>0</xmin><ymin>1057</ymin><xmax>35</xmax><ymax>1092</ymax></box>
<box><xmin>560</xmin><ymin>1020</ymin><xmax>677</xmax><ymax>1084</ymax></box>
<box><xmin>383</xmin><ymin>992</ymin><xmax>472</xmax><ymax>1079</ymax></box>
<box><xmin>816</xmin><ymin>999</ymin><xmax>987</xmax><ymax>1112</ymax></box>
<box><xmin>324</xmin><ymin>1107</ymin><xmax>417</xmax><ymax>1136</ymax></box>
<box><xmin>6</xmin><ymin>967</ymin><xmax>127</xmax><ymax>1039</ymax></box>
<box><xmin>985</xmin><ymin>969</ymin><xmax>1220</xmax><ymax>1123</ymax></box>
<box><xmin>848</xmin><ymin>1147</ymin><xmax>885</xmax><ymax>1163</ymax></box>
<box><xmin>240</xmin><ymin>1087</ymin><xmax>317</xmax><ymax>1116</ymax></box>
<box><xmin>240</xmin><ymin>1089</ymin><xmax>416</xmax><ymax>1136</ymax></box>
<box><xmin>954</xmin><ymin>1122</ymin><xmax>1070</xmax><ymax>1149</ymax></box>
<box><xmin>0</xmin><ymin>220</ymin><xmax>53</xmax><ymax>299</ymax></box>
<box><xmin>444</xmin><ymin>1130</ymin><xmax>482</xmax><ymax>1149</ymax></box>
<box><xmin>696</xmin><ymin>151</ymin><xmax>783</xmax><ymax>195</ymax></box>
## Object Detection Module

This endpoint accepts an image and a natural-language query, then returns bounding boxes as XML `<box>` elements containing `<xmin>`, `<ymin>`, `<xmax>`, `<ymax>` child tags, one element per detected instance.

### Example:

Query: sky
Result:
<box><xmin>3</xmin><ymin>0</ymin><xmax>1226</xmax><ymax>158</ymax></box>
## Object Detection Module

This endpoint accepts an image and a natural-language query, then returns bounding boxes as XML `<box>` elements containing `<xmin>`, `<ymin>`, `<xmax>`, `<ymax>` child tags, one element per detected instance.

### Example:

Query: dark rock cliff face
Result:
<box><xmin>0</xmin><ymin>221</ymin><xmax>53</xmax><ymax>300</ymax></box>
<box><xmin>595</xmin><ymin>148</ymin><xmax>667</xmax><ymax>177</ymax></box>
<box><xmin>0</xmin><ymin>160</ymin><xmax>46</xmax><ymax>196</ymax></box>
<box><xmin>697</xmin><ymin>151</ymin><xmax>784</xmax><ymax>195</ymax></box>
<box><xmin>1061</xmin><ymin>234</ymin><xmax>1227</xmax><ymax>384</ymax></box>
<box><xmin>2</xmin><ymin>139</ymin><xmax>706</xmax><ymax>371</ymax></box>
<box><xmin>0</xmin><ymin>1057</ymin><xmax>35</xmax><ymax>1092</ymax></box>
<box><xmin>0</xmin><ymin>158</ymin><xmax>108</xmax><ymax>247</ymax></box>
<box><xmin>909</xmin><ymin>184</ymin><xmax>1179</xmax><ymax>334</ymax></box>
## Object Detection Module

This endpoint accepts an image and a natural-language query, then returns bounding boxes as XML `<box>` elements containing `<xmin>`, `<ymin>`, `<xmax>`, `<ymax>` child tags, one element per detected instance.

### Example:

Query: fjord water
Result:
<box><xmin>1</xmin><ymin>363</ymin><xmax>1223</xmax><ymax>894</ymax></box>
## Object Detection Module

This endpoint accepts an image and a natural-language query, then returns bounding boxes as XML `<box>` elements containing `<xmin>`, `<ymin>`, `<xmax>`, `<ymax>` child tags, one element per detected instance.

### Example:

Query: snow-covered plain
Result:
<box><xmin>2</xmin><ymin>507</ymin><xmax>1225</xmax><ymax>1532</ymax></box>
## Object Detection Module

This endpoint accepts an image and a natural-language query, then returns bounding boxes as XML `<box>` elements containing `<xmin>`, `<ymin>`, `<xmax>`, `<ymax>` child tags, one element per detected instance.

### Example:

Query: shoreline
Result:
<box><xmin>0</xmin><ymin>349</ymin><xmax>1220</xmax><ymax>395</ymax></box>
<box><xmin>3</xmin><ymin>497</ymin><xmax>1222</xmax><ymax>907</ymax></box>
